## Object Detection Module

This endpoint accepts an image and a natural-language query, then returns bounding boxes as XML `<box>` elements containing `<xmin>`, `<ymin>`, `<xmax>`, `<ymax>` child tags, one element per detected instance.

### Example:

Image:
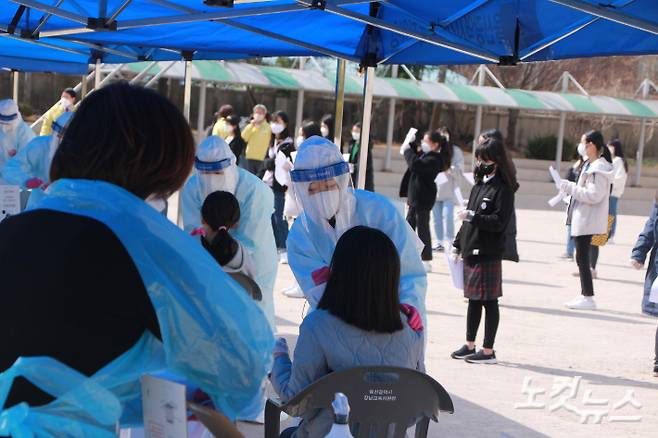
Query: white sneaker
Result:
<box><xmin>423</xmin><ymin>261</ymin><xmax>432</xmax><ymax>273</ymax></box>
<box><xmin>283</xmin><ymin>285</ymin><xmax>305</xmax><ymax>298</ymax></box>
<box><xmin>565</xmin><ymin>296</ymin><xmax>597</xmax><ymax>310</ymax></box>
<box><xmin>279</xmin><ymin>251</ymin><xmax>288</xmax><ymax>264</ymax></box>
<box><xmin>591</xmin><ymin>268</ymin><xmax>598</xmax><ymax>279</ymax></box>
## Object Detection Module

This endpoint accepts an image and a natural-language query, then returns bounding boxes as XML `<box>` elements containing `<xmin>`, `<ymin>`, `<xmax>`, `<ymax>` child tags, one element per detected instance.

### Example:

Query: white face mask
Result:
<box><xmin>421</xmin><ymin>142</ymin><xmax>432</xmax><ymax>153</ymax></box>
<box><xmin>145</xmin><ymin>194</ymin><xmax>167</xmax><ymax>213</ymax></box>
<box><xmin>271</xmin><ymin>123</ymin><xmax>284</xmax><ymax>135</ymax></box>
<box><xmin>307</xmin><ymin>189</ymin><xmax>341</xmax><ymax>221</ymax></box>
<box><xmin>296</xmin><ymin>135</ymin><xmax>305</xmax><ymax>147</ymax></box>
<box><xmin>321</xmin><ymin>126</ymin><xmax>329</xmax><ymax>138</ymax></box>
<box><xmin>253</xmin><ymin>113</ymin><xmax>265</xmax><ymax>123</ymax></box>
<box><xmin>199</xmin><ymin>166</ymin><xmax>238</xmax><ymax>196</ymax></box>
<box><xmin>351</xmin><ymin>131</ymin><xmax>360</xmax><ymax>141</ymax></box>
<box><xmin>226</xmin><ymin>125</ymin><xmax>235</xmax><ymax>134</ymax></box>
<box><xmin>0</xmin><ymin>123</ymin><xmax>14</xmax><ymax>134</ymax></box>
<box><xmin>577</xmin><ymin>142</ymin><xmax>587</xmax><ymax>159</ymax></box>
<box><xmin>60</xmin><ymin>98</ymin><xmax>72</xmax><ymax>109</ymax></box>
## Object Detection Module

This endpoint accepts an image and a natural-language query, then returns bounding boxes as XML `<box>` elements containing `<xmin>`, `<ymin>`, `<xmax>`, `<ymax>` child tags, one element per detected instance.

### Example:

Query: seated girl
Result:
<box><xmin>200</xmin><ymin>190</ymin><xmax>255</xmax><ymax>281</ymax></box>
<box><xmin>270</xmin><ymin>225</ymin><xmax>425</xmax><ymax>438</ymax></box>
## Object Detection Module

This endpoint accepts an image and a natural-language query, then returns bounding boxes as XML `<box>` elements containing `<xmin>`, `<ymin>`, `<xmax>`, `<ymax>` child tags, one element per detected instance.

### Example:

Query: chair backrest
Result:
<box><xmin>282</xmin><ymin>366</ymin><xmax>453</xmax><ymax>438</ymax></box>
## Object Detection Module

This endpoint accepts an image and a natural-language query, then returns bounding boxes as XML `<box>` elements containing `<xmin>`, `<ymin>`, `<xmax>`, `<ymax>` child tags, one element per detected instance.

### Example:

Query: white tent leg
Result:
<box><xmin>333</xmin><ymin>58</ymin><xmax>346</xmax><ymax>148</ymax></box>
<box><xmin>384</xmin><ymin>65</ymin><xmax>398</xmax><ymax>171</ymax></box>
<box><xmin>636</xmin><ymin>118</ymin><xmax>647</xmax><ymax>186</ymax></box>
<box><xmin>295</xmin><ymin>57</ymin><xmax>306</xmax><ymax>136</ymax></box>
<box><xmin>197</xmin><ymin>80</ymin><xmax>207</xmax><ymax>143</ymax></box>
<box><xmin>81</xmin><ymin>74</ymin><xmax>88</xmax><ymax>99</ymax></box>
<box><xmin>555</xmin><ymin>112</ymin><xmax>566</xmax><ymax>173</ymax></box>
<box><xmin>12</xmin><ymin>71</ymin><xmax>19</xmax><ymax>103</ymax></box>
<box><xmin>471</xmin><ymin>65</ymin><xmax>485</xmax><ymax>168</ymax></box>
<box><xmin>94</xmin><ymin>58</ymin><xmax>102</xmax><ymax>89</ymax></box>
<box><xmin>357</xmin><ymin>66</ymin><xmax>375</xmax><ymax>190</ymax></box>
<box><xmin>183</xmin><ymin>60</ymin><xmax>192</xmax><ymax>122</ymax></box>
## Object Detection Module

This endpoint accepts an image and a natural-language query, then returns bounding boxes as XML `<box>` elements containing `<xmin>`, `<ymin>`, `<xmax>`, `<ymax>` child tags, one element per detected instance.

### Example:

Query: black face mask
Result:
<box><xmin>475</xmin><ymin>163</ymin><xmax>496</xmax><ymax>177</ymax></box>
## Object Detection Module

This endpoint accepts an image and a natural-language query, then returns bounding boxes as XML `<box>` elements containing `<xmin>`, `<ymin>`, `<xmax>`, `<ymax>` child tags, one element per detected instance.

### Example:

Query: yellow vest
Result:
<box><xmin>241</xmin><ymin>122</ymin><xmax>272</xmax><ymax>161</ymax></box>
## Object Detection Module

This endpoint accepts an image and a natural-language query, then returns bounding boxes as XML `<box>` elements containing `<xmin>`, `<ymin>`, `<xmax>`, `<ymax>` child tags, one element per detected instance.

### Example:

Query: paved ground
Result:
<box><xmin>238</xmin><ymin>206</ymin><xmax>658</xmax><ymax>438</ymax></box>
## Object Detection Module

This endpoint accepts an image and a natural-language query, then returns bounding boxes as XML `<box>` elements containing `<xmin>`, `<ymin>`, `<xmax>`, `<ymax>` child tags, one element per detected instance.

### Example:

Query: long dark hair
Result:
<box><xmin>607</xmin><ymin>139</ymin><xmax>628</xmax><ymax>171</ymax></box>
<box><xmin>318</xmin><ymin>226</ymin><xmax>403</xmax><ymax>333</ymax></box>
<box><xmin>585</xmin><ymin>130</ymin><xmax>612</xmax><ymax>163</ymax></box>
<box><xmin>201</xmin><ymin>191</ymin><xmax>240</xmax><ymax>266</ymax></box>
<box><xmin>479</xmin><ymin>129</ymin><xmax>518</xmax><ymax>189</ymax></box>
<box><xmin>431</xmin><ymin>130</ymin><xmax>452</xmax><ymax>170</ymax></box>
<box><xmin>321</xmin><ymin>113</ymin><xmax>334</xmax><ymax>140</ymax></box>
<box><xmin>225</xmin><ymin>115</ymin><xmax>241</xmax><ymax>137</ymax></box>
<box><xmin>301</xmin><ymin>120</ymin><xmax>322</xmax><ymax>139</ymax></box>
<box><xmin>273</xmin><ymin>110</ymin><xmax>291</xmax><ymax>141</ymax></box>
<box><xmin>475</xmin><ymin>138</ymin><xmax>520</xmax><ymax>192</ymax></box>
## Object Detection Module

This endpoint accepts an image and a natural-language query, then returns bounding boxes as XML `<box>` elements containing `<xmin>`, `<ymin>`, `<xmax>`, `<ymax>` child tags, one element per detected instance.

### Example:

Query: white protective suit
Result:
<box><xmin>181</xmin><ymin>136</ymin><xmax>278</xmax><ymax>328</ymax></box>
<box><xmin>287</xmin><ymin>136</ymin><xmax>427</xmax><ymax>317</ymax></box>
<box><xmin>0</xmin><ymin>99</ymin><xmax>35</xmax><ymax>183</ymax></box>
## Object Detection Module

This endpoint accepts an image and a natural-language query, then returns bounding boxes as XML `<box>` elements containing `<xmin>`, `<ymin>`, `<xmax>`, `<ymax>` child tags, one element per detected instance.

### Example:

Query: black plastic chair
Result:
<box><xmin>265</xmin><ymin>366</ymin><xmax>454</xmax><ymax>438</ymax></box>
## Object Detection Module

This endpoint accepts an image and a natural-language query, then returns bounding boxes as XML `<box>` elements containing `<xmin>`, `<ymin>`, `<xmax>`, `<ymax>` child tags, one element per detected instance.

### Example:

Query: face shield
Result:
<box><xmin>0</xmin><ymin>99</ymin><xmax>20</xmax><ymax>134</ymax></box>
<box><xmin>196</xmin><ymin>157</ymin><xmax>239</xmax><ymax>197</ymax></box>
<box><xmin>49</xmin><ymin>112</ymin><xmax>72</xmax><ymax>161</ymax></box>
<box><xmin>291</xmin><ymin>136</ymin><xmax>356</xmax><ymax>240</ymax></box>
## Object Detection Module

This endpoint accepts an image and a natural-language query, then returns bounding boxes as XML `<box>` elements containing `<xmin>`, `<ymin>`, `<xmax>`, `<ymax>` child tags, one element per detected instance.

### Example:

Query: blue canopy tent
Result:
<box><xmin>0</xmin><ymin>0</ymin><xmax>657</xmax><ymax>187</ymax></box>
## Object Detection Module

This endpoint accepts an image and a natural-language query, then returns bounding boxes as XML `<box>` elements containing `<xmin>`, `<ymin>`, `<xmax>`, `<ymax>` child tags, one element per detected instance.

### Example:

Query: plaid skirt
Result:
<box><xmin>463</xmin><ymin>258</ymin><xmax>503</xmax><ymax>300</ymax></box>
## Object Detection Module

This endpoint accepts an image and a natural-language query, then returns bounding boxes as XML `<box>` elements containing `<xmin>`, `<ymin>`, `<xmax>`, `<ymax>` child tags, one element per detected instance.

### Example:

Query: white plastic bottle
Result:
<box><xmin>325</xmin><ymin>392</ymin><xmax>353</xmax><ymax>438</ymax></box>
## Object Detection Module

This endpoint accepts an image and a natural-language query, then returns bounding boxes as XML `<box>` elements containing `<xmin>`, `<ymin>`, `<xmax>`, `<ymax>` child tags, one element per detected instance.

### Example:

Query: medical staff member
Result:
<box><xmin>40</xmin><ymin>88</ymin><xmax>76</xmax><ymax>136</ymax></box>
<box><xmin>182</xmin><ymin>136</ymin><xmax>278</xmax><ymax>328</ymax></box>
<box><xmin>0</xmin><ymin>99</ymin><xmax>35</xmax><ymax>183</ymax></box>
<box><xmin>287</xmin><ymin>136</ymin><xmax>427</xmax><ymax>322</ymax></box>
<box><xmin>3</xmin><ymin>112</ymin><xmax>73</xmax><ymax>189</ymax></box>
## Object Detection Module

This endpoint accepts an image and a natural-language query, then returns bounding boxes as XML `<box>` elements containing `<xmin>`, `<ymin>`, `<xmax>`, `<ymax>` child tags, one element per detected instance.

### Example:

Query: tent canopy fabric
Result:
<box><xmin>115</xmin><ymin>60</ymin><xmax>658</xmax><ymax>119</ymax></box>
<box><xmin>0</xmin><ymin>1</ymin><xmax>657</xmax><ymax>71</ymax></box>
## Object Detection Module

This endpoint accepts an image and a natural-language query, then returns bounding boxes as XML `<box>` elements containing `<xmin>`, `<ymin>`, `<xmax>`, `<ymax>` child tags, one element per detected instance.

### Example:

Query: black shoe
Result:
<box><xmin>654</xmin><ymin>364</ymin><xmax>658</xmax><ymax>377</ymax></box>
<box><xmin>451</xmin><ymin>344</ymin><xmax>476</xmax><ymax>360</ymax></box>
<box><xmin>465</xmin><ymin>349</ymin><xmax>497</xmax><ymax>364</ymax></box>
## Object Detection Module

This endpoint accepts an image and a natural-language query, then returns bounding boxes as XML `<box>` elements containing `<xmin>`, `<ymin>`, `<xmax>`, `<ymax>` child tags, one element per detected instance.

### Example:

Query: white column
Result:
<box><xmin>635</xmin><ymin>80</ymin><xmax>650</xmax><ymax>186</ymax></box>
<box><xmin>472</xmin><ymin>65</ymin><xmax>485</xmax><ymax>168</ymax></box>
<box><xmin>384</xmin><ymin>65</ymin><xmax>398</xmax><ymax>171</ymax></box>
<box><xmin>295</xmin><ymin>57</ymin><xmax>306</xmax><ymax>136</ymax></box>
<box><xmin>94</xmin><ymin>58</ymin><xmax>102</xmax><ymax>89</ymax></box>
<box><xmin>555</xmin><ymin>73</ymin><xmax>569</xmax><ymax>173</ymax></box>
<box><xmin>197</xmin><ymin>80</ymin><xmax>207</xmax><ymax>143</ymax></box>
<box><xmin>183</xmin><ymin>60</ymin><xmax>192</xmax><ymax>122</ymax></box>
<box><xmin>333</xmin><ymin>58</ymin><xmax>346</xmax><ymax>148</ymax></box>
<box><xmin>357</xmin><ymin>66</ymin><xmax>375</xmax><ymax>190</ymax></box>
<box><xmin>12</xmin><ymin>71</ymin><xmax>19</xmax><ymax>103</ymax></box>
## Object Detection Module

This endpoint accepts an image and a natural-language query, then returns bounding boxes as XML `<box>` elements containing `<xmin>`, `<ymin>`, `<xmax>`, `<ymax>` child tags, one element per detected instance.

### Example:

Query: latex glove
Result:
<box><xmin>456</xmin><ymin>209</ymin><xmax>474</xmax><ymax>222</ymax></box>
<box><xmin>273</xmin><ymin>337</ymin><xmax>289</xmax><ymax>358</ymax></box>
<box><xmin>7</xmin><ymin>149</ymin><xmax>16</xmax><ymax>158</ymax></box>
<box><xmin>560</xmin><ymin>180</ymin><xmax>573</xmax><ymax>194</ymax></box>
<box><xmin>400</xmin><ymin>304</ymin><xmax>423</xmax><ymax>332</ymax></box>
<box><xmin>312</xmin><ymin>266</ymin><xmax>330</xmax><ymax>286</ymax></box>
<box><xmin>449</xmin><ymin>246</ymin><xmax>461</xmax><ymax>263</ymax></box>
<box><xmin>404</xmin><ymin>132</ymin><xmax>416</xmax><ymax>145</ymax></box>
<box><xmin>25</xmin><ymin>177</ymin><xmax>45</xmax><ymax>189</ymax></box>
<box><xmin>399</xmin><ymin>142</ymin><xmax>411</xmax><ymax>156</ymax></box>
<box><xmin>190</xmin><ymin>227</ymin><xmax>206</xmax><ymax>237</ymax></box>
<box><xmin>630</xmin><ymin>259</ymin><xmax>644</xmax><ymax>270</ymax></box>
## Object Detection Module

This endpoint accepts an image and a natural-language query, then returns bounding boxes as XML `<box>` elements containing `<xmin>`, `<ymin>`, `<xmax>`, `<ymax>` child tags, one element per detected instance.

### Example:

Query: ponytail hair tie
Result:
<box><xmin>218</xmin><ymin>226</ymin><xmax>228</xmax><ymax>232</ymax></box>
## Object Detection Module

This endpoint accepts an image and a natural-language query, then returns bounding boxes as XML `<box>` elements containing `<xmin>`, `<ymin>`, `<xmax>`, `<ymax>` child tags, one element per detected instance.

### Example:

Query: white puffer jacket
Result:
<box><xmin>563</xmin><ymin>157</ymin><xmax>613</xmax><ymax>236</ymax></box>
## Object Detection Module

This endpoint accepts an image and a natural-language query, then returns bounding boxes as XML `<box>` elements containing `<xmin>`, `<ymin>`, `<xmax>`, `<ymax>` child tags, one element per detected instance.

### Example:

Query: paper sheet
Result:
<box><xmin>0</xmin><ymin>185</ymin><xmax>21</xmax><ymax>221</ymax></box>
<box><xmin>434</xmin><ymin>172</ymin><xmax>448</xmax><ymax>186</ymax></box>
<box><xmin>274</xmin><ymin>151</ymin><xmax>291</xmax><ymax>186</ymax></box>
<box><xmin>454</xmin><ymin>186</ymin><xmax>466</xmax><ymax>207</ymax></box>
<box><xmin>463</xmin><ymin>172</ymin><xmax>475</xmax><ymax>186</ymax></box>
<box><xmin>651</xmin><ymin>277</ymin><xmax>658</xmax><ymax>304</ymax></box>
<box><xmin>399</xmin><ymin>127</ymin><xmax>418</xmax><ymax>155</ymax></box>
<box><xmin>549</xmin><ymin>166</ymin><xmax>562</xmax><ymax>189</ymax></box>
<box><xmin>548</xmin><ymin>192</ymin><xmax>566</xmax><ymax>207</ymax></box>
<box><xmin>445</xmin><ymin>252</ymin><xmax>464</xmax><ymax>290</ymax></box>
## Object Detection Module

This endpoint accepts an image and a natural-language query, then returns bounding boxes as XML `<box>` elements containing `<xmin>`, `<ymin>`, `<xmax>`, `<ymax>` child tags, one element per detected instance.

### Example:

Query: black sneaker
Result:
<box><xmin>451</xmin><ymin>345</ymin><xmax>476</xmax><ymax>360</ymax></box>
<box><xmin>653</xmin><ymin>364</ymin><xmax>658</xmax><ymax>377</ymax></box>
<box><xmin>465</xmin><ymin>349</ymin><xmax>497</xmax><ymax>364</ymax></box>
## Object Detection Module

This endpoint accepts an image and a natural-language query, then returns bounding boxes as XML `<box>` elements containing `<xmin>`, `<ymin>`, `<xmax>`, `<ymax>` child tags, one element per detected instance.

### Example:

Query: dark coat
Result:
<box><xmin>454</xmin><ymin>175</ymin><xmax>515</xmax><ymax>262</ymax></box>
<box><xmin>228</xmin><ymin>134</ymin><xmax>246</xmax><ymax>162</ymax></box>
<box><xmin>631</xmin><ymin>201</ymin><xmax>658</xmax><ymax>316</ymax></box>
<box><xmin>503</xmin><ymin>210</ymin><xmax>519</xmax><ymax>262</ymax></box>
<box><xmin>263</xmin><ymin>138</ymin><xmax>295</xmax><ymax>193</ymax></box>
<box><xmin>347</xmin><ymin>138</ymin><xmax>375</xmax><ymax>192</ymax></box>
<box><xmin>400</xmin><ymin>148</ymin><xmax>443</xmax><ymax>211</ymax></box>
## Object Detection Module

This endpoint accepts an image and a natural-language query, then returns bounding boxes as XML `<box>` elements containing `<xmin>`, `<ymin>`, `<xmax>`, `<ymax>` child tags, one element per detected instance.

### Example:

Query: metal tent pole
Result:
<box><xmin>357</xmin><ymin>66</ymin><xmax>375</xmax><ymax>190</ymax></box>
<box><xmin>144</xmin><ymin>61</ymin><xmax>176</xmax><ymax>88</ymax></box>
<box><xmin>333</xmin><ymin>58</ymin><xmax>346</xmax><ymax>148</ymax></box>
<box><xmin>636</xmin><ymin>79</ymin><xmax>650</xmax><ymax>186</ymax></box>
<box><xmin>183</xmin><ymin>59</ymin><xmax>192</xmax><ymax>122</ymax></box>
<box><xmin>80</xmin><ymin>74</ymin><xmax>88</xmax><ymax>99</ymax></box>
<box><xmin>12</xmin><ymin>71</ymin><xmax>19</xmax><ymax>103</ymax></box>
<box><xmin>129</xmin><ymin>61</ymin><xmax>158</xmax><ymax>85</ymax></box>
<box><xmin>555</xmin><ymin>73</ymin><xmax>569</xmax><ymax>173</ymax></box>
<box><xmin>94</xmin><ymin>58</ymin><xmax>102</xmax><ymax>89</ymax></box>
<box><xmin>472</xmin><ymin>65</ymin><xmax>485</xmax><ymax>168</ymax></box>
<box><xmin>384</xmin><ymin>65</ymin><xmax>398</xmax><ymax>171</ymax></box>
<box><xmin>197</xmin><ymin>80</ymin><xmax>207</xmax><ymax>143</ymax></box>
<box><xmin>294</xmin><ymin>57</ymin><xmax>306</xmax><ymax>137</ymax></box>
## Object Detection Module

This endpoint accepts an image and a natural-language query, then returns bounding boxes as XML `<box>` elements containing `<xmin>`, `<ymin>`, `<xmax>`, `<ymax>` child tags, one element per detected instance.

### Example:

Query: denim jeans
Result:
<box><xmin>271</xmin><ymin>190</ymin><xmax>288</xmax><ymax>250</ymax></box>
<box><xmin>432</xmin><ymin>200</ymin><xmax>455</xmax><ymax>242</ymax></box>
<box><xmin>609</xmin><ymin>196</ymin><xmax>619</xmax><ymax>237</ymax></box>
<box><xmin>566</xmin><ymin>225</ymin><xmax>575</xmax><ymax>257</ymax></box>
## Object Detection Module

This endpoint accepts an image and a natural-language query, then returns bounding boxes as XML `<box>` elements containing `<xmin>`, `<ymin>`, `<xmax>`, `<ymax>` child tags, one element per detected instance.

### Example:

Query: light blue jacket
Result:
<box><xmin>271</xmin><ymin>309</ymin><xmax>424</xmax><ymax>438</ymax></box>
<box><xmin>2</xmin><ymin>135</ymin><xmax>52</xmax><ymax>186</ymax></box>
<box><xmin>631</xmin><ymin>201</ymin><xmax>658</xmax><ymax>316</ymax></box>
<box><xmin>0</xmin><ymin>121</ymin><xmax>35</xmax><ymax>183</ymax></box>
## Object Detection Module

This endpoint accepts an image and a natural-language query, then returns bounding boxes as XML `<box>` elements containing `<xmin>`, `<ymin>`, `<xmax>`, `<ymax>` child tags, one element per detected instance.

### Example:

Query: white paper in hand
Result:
<box><xmin>549</xmin><ymin>166</ymin><xmax>562</xmax><ymax>189</ymax></box>
<box><xmin>454</xmin><ymin>186</ymin><xmax>466</xmax><ymax>207</ymax></box>
<box><xmin>445</xmin><ymin>252</ymin><xmax>464</xmax><ymax>290</ymax></box>
<box><xmin>548</xmin><ymin>192</ymin><xmax>566</xmax><ymax>208</ymax></box>
<box><xmin>274</xmin><ymin>152</ymin><xmax>291</xmax><ymax>186</ymax></box>
<box><xmin>0</xmin><ymin>185</ymin><xmax>21</xmax><ymax>220</ymax></box>
<box><xmin>434</xmin><ymin>172</ymin><xmax>448</xmax><ymax>186</ymax></box>
<box><xmin>651</xmin><ymin>277</ymin><xmax>658</xmax><ymax>304</ymax></box>
<box><xmin>463</xmin><ymin>172</ymin><xmax>475</xmax><ymax>186</ymax></box>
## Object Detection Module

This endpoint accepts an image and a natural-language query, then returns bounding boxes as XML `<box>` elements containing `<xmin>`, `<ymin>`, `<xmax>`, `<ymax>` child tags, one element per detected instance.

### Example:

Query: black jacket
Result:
<box><xmin>347</xmin><ymin>138</ymin><xmax>375</xmax><ymax>192</ymax></box>
<box><xmin>228</xmin><ymin>135</ymin><xmax>246</xmax><ymax>162</ymax></box>
<box><xmin>400</xmin><ymin>148</ymin><xmax>443</xmax><ymax>210</ymax></box>
<box><xmin>263</xmin><ymin>138</ymin><xmax>295</xmax><ymax>193</ymax></box>
<box><xmin>454</xmin><ymin>175</ymin><xmax>515</xmax><ymax>261</ymax></box>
